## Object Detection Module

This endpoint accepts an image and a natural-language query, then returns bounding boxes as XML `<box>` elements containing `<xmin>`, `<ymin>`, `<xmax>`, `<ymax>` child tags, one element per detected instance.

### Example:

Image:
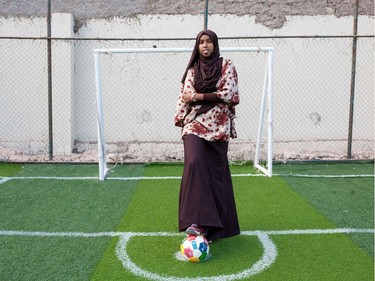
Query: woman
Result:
<box><xmin>174</xmin><ymin>29</ymin><xmax>240</xmax><ymax>242</ymax></box>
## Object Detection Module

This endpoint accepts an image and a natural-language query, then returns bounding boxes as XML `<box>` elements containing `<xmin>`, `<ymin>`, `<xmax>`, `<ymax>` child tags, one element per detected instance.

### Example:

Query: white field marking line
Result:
<box><xmin>1</xmin><ymin>173</ymin><xmax>373</xmax><ymax>183</ymax></box>
<box><xmin>116</xmin><ymin>231</ymin><xmax>277</xmax><ymax>281</ymax></box>
<box><xmin>0</xmin><ymin>177</ymin><xmax>11</xmax><ymax>184</ymax></box>
<box><xmin>109</xmin><ymin>176</ymin><xmax>182</xmax><ymax>180</ymax></box>
<box><xmin>1</xmin><ymin>229</ymin><xmax>374</xmax><ymax>281</ymax></box>
<box><xmin>0</xmin><ymin>176</ymin><xmax>98</xmax><ymax>181</ymax></box>
<box><xmin>273</xmin><ymin>174</ymin><xmax>375</xmax><ymax>178</ymax></box>
<box><xmin>0</xmin><ymin>230</ymin><xmax>181</xmax><ymax>238</ymax></box>
<box><xmin>0</xmin><ymin>228</ymin><xmax>373</xmax><ymax>238</ymax></box>
<box><xmin>244</xmin><ymin>228</ymin><xmax>375</xmax><ymax>235</ymax></box>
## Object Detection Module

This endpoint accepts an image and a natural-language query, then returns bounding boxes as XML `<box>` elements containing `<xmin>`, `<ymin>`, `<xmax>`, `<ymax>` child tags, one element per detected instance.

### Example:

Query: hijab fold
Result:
<box><xmin>181</xmin><ymin>30</ymin><xmax>223</xmax><ymax>93</ymax></box>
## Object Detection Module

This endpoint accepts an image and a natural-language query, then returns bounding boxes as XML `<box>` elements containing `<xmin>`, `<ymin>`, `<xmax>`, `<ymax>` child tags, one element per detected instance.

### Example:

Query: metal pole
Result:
<box><xmin>347</xmin><ymin>0</ymin><xmax>359</xmax><ymax>159</ymax></box>
<box><xmin>254</xmin><ymin>56</ymin><xmax>269</xmax><ymax>169</ymax></box>
<box><xmin>47</xmin><ymin>0</ymin><xmax>53</xmax><ymax>160</ymax></box>
<box><xmin>204</xmin><ymin>0</ymin><xmax>208</xmax><ymax>29</ymax></box>
<box><xmin>94</xmin><ymin>53</ymin><xmax>108</xmax><ymax>180</ymax></box>
<box><xmin>267</xmin><ymin>51</ymin><xmax>273</xmax><ymax>177</ymax></box>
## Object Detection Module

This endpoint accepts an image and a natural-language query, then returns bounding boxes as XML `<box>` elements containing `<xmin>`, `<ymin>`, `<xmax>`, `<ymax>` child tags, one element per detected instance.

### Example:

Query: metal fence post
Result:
<box><xmin>347</xmin><ymin>0</ymin><xmax>359</xmax><ymax>159</ymax></box>
<box><xmin>204</xmin><ymin>0</ymin><xmax>208</xmax><ymax>29</ymax></box>
<box><xmin>47</xmin><ymin>0</ymin><xmax>53</xmax><ymax>160</ymax></box>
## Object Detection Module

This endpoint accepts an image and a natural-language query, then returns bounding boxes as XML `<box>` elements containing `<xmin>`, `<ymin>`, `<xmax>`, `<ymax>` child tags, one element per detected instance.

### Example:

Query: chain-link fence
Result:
<box><xmin>0</xmin><ymin>35</ymin><xmax>373</xmax><ymax>163</ymax></box>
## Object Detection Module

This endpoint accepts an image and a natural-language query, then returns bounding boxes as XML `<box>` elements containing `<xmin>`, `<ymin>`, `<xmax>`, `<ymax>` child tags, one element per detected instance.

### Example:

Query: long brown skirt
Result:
<box><xmin>179</xmin><ymin>134</ymin><xmax>240</xmax><ymax>241</ymax></box>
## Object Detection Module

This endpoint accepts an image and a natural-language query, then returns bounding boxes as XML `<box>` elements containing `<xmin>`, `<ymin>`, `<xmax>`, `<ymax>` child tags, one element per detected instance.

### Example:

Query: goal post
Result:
<box><xmin>254</xmin><ymin>50</ymin><xmax>274</xmax><ymax>177</ymax></box>
<box><xmin>94</xmin><ymin>52</ymin><xmax>109</xmax><ymax>180</ymax></box>
<box><xmin>93</xmin><ymin>47</ymin><xmax>274</xmax><ymax>180</ymax></box>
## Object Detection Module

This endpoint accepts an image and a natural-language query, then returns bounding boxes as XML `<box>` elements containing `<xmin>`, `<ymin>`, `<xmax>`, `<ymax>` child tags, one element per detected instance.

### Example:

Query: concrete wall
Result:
<box><xmin>0</xmin><ymin>12</ymin><xmax>373</xmax><ymax>161</ymax></box>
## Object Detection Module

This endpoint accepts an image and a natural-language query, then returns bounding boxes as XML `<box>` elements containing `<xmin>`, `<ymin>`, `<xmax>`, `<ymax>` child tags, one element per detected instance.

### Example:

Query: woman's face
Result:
<box><xmin>198</xmin><ymin>34</ymin><xmax>214</xmax><ymax>58</ymax></box>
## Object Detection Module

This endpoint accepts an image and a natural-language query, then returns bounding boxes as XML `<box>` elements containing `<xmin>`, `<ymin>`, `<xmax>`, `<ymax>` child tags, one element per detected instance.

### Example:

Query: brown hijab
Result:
<box><xmin>181</xmin><ymin>30</ymin><xmax>223</xmax><ymax>93</ymax></box>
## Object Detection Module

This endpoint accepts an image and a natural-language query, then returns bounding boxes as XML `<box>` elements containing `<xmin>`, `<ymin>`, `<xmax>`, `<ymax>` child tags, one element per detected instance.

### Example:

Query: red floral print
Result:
<box><xmin>174</xmin><ymin>59</ymin><xmax>239</xmax><ymax>142</ymax></box>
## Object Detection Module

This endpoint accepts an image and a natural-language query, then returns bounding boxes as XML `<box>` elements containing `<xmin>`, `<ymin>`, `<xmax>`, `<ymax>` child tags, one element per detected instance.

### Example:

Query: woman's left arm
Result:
<box><xmin>214</xmin><ymin>59</ymin><xmax>240</xmax><ymax>106</ymax></box>
<box><xmin>182</xmin><ymin>60</ymin><xmax>239</xmax><ymax>106</ymax></box>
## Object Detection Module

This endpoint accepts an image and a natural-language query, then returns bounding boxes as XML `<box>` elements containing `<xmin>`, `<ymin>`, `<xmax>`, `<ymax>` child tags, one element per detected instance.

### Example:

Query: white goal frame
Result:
<box><xmin>94</xmin><ymin>47</ymin><xmax>274</xmax><ymax>180</ymax></box>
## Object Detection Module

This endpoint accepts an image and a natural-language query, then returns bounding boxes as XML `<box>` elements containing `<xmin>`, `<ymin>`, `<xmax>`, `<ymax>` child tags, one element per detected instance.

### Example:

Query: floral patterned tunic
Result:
<box><xmin>174</xmin><ymin>59</ymin><xmax>239</xmax><ymax>142</ymax></box>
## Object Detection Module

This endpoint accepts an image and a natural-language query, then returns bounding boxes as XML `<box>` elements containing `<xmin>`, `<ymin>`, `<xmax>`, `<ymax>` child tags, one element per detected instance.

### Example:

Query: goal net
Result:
<box><xmin>94</xmin><ymin>47</ymin><xmax>273</xmax><ymax>180</ymax></box>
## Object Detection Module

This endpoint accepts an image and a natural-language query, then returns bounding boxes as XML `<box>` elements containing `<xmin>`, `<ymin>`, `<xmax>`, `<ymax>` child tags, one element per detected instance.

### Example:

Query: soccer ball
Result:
<box><xmin>180</xmin><ymin>234</ymin><xmax>210</xmax><ymax>262</ymax></box>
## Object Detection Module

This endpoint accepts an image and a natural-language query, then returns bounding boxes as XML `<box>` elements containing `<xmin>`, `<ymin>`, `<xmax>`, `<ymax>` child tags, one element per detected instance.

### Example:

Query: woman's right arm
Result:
<box><xmin>174</xmin><ymin>68</ymin><xmax>195</xmax><ymax>127</ymax></box>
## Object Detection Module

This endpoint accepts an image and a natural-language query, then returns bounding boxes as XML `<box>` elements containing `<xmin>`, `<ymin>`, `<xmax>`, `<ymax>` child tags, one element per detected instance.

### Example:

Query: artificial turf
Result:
<box><xmin>0</xmin><ymin>162</ymin><xmax>373</xmax><ymax>280</ymax></box>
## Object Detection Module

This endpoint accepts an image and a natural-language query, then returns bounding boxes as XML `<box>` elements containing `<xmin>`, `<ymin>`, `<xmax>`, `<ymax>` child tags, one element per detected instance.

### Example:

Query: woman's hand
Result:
<box><xmin>182</xmin><ymin>93</ymin><xmax>197</xmax><ymax>103</ymax></box>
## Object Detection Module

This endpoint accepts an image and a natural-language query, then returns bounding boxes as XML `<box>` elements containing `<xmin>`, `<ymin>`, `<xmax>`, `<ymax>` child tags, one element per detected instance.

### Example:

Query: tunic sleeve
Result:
<box><xmin>174</xmin><ymin>68</ymin><xmax>195</xmax><ymax>127</ymax></box>
<box><xmin>216</xmin><ymin>59</ymin><xmax>240</xmax><ymax>106</ymax></box>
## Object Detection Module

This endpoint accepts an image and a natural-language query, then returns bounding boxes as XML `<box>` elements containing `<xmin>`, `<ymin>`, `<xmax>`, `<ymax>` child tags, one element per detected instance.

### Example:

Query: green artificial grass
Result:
<box><xmin>16</xmin><ymin>163</ymin><xmax>100</xmax><ymax>177</ymax></box>
<box><xmin>0</xmin><ymin>163</ymin><xmax>144</xmax><ymax>281</ymax></box>
<box><xmin>128</xmin><ymin>235</ymin><xmax>263</xmax><ymax>277</ymax></box>
<box><xmin>233</xmin><ymin>176</ymin><xmax>335</xmax><ymax>231</ymax></box>
<box><xmin>0</xmin><ymin>236</ymin><xmax>112</xmax><ymax>281</ymax></box>
<box><xmin>272</xmin><ymin>161</ymin><xmax>374</xmax><ymax>176</ymax></box>
<box><xmin>0</xmin><ymin>162</ymin><xmax>23</xmax><ymax>176</ymax></box>
<box><xmin>258</xmin><ymin>234</ymin><xmax>373</xmax><ymax>281</ymax></box>
<box><xmin>0</xmin><ymin>179</ymin><xmax>139</xmax><ymax>232</ymax></box>
<box><xmin>0</xmin><ymin>162</ymin><xmax>373</xmax><ymax>280</ymax></box>
<box><xmin>282</xmin><ymin>176</ymin><xmax>374</xmax><ymax>257</ymax></box>
<box><xmin>142</xmin><ymin>162</ymin><xmax>184</xmax><ymax>177</ymax></box>
<box><xmin>91</xmin><ymin>173</ymin><xmax>181</xmax><ymax>280</ymax></box>
<box><xmin>91</xmin><ymin>164</ymin><xmax>373</xmax><ymax>280</ymax></box>
<box><xmin>274</xmin><ymin>160</ymin><xmax>374</xmax><ymax>258</ymax></box>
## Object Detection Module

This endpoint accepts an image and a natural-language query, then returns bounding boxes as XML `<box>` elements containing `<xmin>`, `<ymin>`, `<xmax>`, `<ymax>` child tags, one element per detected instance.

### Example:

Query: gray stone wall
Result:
<box><xmin>1</xmin><ymin>0</ymin><xmax>374</xmax><ymax>29</ymax></box>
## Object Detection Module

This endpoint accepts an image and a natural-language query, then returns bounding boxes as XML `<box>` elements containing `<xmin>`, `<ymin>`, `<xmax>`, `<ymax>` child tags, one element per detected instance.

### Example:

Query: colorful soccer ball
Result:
<box><xmin>180</xmin><ymin>234</ymin><xmax>210</xmax><ymax>262</ymax></box>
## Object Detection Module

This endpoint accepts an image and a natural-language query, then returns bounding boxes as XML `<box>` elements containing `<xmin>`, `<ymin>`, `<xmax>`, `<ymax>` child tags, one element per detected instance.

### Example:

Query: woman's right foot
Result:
<box><xmin>186</xmin><ymin>225</ymin><xmax>207</xmax><ymax>236</ymax></box>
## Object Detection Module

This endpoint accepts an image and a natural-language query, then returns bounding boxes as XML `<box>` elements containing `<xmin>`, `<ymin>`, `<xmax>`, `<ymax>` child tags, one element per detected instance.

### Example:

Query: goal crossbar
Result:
<box><xmin>94</xmin><ymin>47</ymin><xmax>274</xmax><ymax>180</ymax></box>
<box><xmin>93</xmin><ymin>47</ymin><xmax>274</xmax><ymax>54</ymax></box>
